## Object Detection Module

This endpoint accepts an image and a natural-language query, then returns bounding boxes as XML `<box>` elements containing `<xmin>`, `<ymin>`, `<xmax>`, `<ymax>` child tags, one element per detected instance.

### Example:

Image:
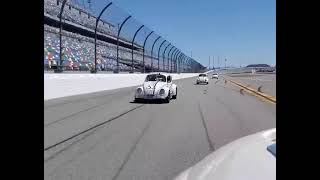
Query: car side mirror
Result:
<box><xmin>167</xmin><ymin>76</ymin><xmax>172</xmax><ymax>83</ymax></box>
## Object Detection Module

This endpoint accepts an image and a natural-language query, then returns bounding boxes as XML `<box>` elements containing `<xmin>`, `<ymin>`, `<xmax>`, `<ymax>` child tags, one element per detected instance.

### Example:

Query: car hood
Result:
<box><xmin>175</xmin><ymin>128</ymin><xmax>276</xmax><ymax>180</ymax></box>
<box><xmin>143</xmin><ymin>81</ymin><xmax>167</xmax><ymax>91</ymax></box>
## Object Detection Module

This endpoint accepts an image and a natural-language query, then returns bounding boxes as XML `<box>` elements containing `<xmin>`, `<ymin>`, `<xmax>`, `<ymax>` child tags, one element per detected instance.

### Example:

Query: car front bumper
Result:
<box><xmin>197</xmin><ymin>80</ymin><xmax>208</xmax><ymax>83</ymax></box>
<box><xmin>135</xmin><ymin>94</ymin><xmax>167</xmax><ymax>100</ymax></box>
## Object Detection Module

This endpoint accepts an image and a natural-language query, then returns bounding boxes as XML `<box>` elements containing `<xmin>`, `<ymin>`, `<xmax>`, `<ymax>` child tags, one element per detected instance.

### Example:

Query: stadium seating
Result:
<box><xmin>44</xmin><ymin>0</ymin><xmax>170</xmax><ymax>72</ymax></box>
<box><xmin>44</xmin><ymin>25</ymin><xmax>156</xmax><ymax>71</ymax></box>
<box><xmin>44</xmin><ymin>0</ymin><xmax>117</xmax><ymax>36</ymax></box>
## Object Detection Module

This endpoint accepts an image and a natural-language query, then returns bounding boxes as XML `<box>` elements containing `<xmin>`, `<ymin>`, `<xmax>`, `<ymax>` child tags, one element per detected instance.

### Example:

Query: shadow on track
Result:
<box><xmin>194</xmin><ymin>83</ymin><xmax>209</xmax><ymax>85</ymax></box>
<box><xmin>129</xmin><ymin>100</ymin><xmax>165</xmax><ymax>104</ymax></box>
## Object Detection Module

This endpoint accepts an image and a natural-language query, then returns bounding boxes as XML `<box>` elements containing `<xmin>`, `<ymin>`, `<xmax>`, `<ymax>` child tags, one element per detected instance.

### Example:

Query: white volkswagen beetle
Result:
<box><xmin>212</xmin><ymin>73</ymin><xmax>219</xmax><ymax>79</ymax></box>
<box><xmin>134</xmin><ymin>73</ymin><xmax>177</xmax><ymax>103</ymax></box>
<box><xmin>196</xmin><ymin>73</ymin><xmax>209</xmax><ymax>84</ymax></box>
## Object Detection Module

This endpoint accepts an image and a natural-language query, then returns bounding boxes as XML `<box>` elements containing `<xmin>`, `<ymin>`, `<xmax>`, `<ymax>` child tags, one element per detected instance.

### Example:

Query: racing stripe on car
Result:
<box><xmin>152</xmin><ymin>80</ymin><xmax>161</xmax><ymax>95</ymax></box>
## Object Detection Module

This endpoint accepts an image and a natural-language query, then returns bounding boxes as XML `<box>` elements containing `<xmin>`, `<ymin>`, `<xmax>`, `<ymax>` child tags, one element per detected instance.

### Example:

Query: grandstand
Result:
<box><xmin>44</xmin><ymin>0</ymin><xmax>117</xmax><ymax>36</ymax></box>
<box><xmin>44</xmin><ymin>0</ymin><xmax>204</xmax><ymax>73</ymax></box>
<box><xmin>44</xmin><ymin>25</ymin><xmax>148</xmax><ymax>71</ymax></box>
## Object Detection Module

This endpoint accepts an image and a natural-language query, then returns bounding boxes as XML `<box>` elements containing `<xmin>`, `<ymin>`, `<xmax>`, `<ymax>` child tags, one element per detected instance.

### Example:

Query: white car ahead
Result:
<box><xmin>196</xmin><ymin>74</ymin><xmax>209</xmax><ymax>84</ymax></box>
<box><xmin>135</xmin><ymin>73</ymin><xmax>177</xmax><ymax>103</ymax></box>
<box><xmin>174</xmin><ymin>128</ymin><xmax>276</xmax><ymax>180</ymax></box>
<box><xmin>212</xmin><ymin>73</ymin><xmax>219</xmax><ymax>79</ymax></box>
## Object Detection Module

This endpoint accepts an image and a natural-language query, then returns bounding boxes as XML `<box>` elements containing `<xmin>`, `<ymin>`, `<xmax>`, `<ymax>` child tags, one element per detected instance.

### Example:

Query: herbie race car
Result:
<box><xmin>212</xmin><ymin>73</ymin><xmax>219</xmax><ymax>79</ymax></box>
<box><xmin>134</xmin><ymin>73</ymin><xmax>177</xmax><ymax>103</ymax></box>
<box><xmin>196</xmin><ymin>73</ymin><xmax>209</xmax><ymax>84</ymax></box>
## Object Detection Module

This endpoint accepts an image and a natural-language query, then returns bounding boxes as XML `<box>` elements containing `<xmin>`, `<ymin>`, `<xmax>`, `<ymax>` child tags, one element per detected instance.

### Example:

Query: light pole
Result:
<box><xmin>225</xmin><ymin>58</ymin><xmax>227</xmax><ymax>69</ymax></box>
<box><xmin>213</xmin><ymin>56</ymin><xmax>214</xmax><ymax>70</ymax></box>
<box><xmin>209</xmin><ymin>56</ymin><xmax>210</xmax><ymax>70</ymax></box>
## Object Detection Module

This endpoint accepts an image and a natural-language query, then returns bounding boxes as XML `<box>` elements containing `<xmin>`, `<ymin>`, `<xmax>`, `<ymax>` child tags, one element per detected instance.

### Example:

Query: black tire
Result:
<box><xmin>172</xmin><ymin>88</ymin><xmax>177</xmax><ymax>99</ymax></box>
<box><xmin>135</xmin><ymin>98</ymin><xmax>142</xmax><ymax>103</ymax></box>
<box><xmin>164</xmin><ymin>92</ymin><xmax>171</xmax><ymax>103</ymax></box>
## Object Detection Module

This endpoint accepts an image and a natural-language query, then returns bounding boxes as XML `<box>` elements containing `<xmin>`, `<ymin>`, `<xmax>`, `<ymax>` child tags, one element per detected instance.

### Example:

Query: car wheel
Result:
<box><xmin>172</xmin><ymin>88</ymin><xmax>177</xmax><ymax>99</ymax></box>
<box><xmin>164</xmin><ymin>92</ymin><xmax>171</xmax><ymax>103</ymax></box>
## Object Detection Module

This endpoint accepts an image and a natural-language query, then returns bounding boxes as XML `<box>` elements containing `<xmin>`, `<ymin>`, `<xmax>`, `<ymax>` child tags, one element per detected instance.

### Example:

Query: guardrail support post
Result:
<box><xmin>116</xmin><ymin>15</ymin><xmax>132</xmax><ymax>73</ymax></box>
<box><xmin>131</xmin><ymin>25</ymin><xmax>144</xmax><ymax>73</ymax></box>
<box><xmin>142</xmin><ymin>31</ymin><xmax>154</xmax><ymax>73</ymax></box>
<box><xmin>56</xmin><ymin>0</ymin><xmax>68</xmax><ymax>73</ymax></box>
<box><xmin>163</xmin><ymin>43</ymin><xmax>171</xmax><ymax>72</ymax></box>
<box><xmin>157</xmin><ymin>40</ymin><xmax>167</xmax><ymax>72</ymax></box>
<box><xmin>93</xmin><ymin>2</ymin><xmax>113</xmax><ymax>73</ymax></box>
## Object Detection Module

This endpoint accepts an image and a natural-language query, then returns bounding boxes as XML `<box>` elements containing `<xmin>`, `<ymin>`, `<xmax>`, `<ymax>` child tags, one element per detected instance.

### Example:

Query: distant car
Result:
<box><xmin>174</xmin><ymin>128</ymin><xmax>276</xmax><ymax>180</ymax></box>
<box><xmin>196</xmin><ymin>74</ymin><xmax>209</xmax><ymax>84</ymax></box>
<box><xmin>134</xmin><ymin>73</ymin><xmax>177</xmax><ymax>103</ymax></box>
<box><xmin>212</xmin><ymin>73</ymin><xmax>219</xmax><ymax>79</ymax></box>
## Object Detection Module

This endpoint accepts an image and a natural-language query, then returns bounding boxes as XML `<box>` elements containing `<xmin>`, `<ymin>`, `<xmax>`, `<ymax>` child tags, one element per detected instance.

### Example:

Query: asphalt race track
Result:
<box><xmin>225</xmin><ymin>73</ymin><xmax>276</xmax><ymax>96</ymax></box>
<box><xmin>44</xmin><ymin>75</ymin><xmax>276</xmax><ymax>180</ymax></box>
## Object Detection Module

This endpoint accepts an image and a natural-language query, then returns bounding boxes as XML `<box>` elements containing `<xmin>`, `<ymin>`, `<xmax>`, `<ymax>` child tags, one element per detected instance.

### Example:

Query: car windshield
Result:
<box><xmin>199</xmin><ymin>74</ymin><xmax>207</xmax><ymax>77</ymax></box>
<box><xmin>145</xmin><ymin>74</ymin><xmax>166</xmax><ymax>82</ymax></box>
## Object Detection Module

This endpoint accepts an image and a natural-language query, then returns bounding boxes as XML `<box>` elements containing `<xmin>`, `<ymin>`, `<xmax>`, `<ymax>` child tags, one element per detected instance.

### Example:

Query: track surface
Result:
<box><xmin>44</xmin><ymin>75</ymin><xmax>276</xmax><ymax>180</ymax></box>
<box><xmin>225</xmin><ymin>73</ymin><xmax>276</xmax><ymax>96</ymax></box>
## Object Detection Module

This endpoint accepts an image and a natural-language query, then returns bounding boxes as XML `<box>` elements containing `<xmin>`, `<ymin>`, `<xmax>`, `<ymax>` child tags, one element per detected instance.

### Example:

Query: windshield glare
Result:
<box><xmin>145</xmin><ymin>74</ymin><xmax>166</xmax><ymax>82</ymax></box>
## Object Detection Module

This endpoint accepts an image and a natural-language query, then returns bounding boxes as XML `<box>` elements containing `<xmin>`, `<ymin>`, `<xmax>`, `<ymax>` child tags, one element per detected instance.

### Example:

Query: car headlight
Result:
<box><xmin>159</xmin><ymin>89</ymin><xmax>165</xmax><ymax>95</ymax></box>
<box><xmin>137</xmin><ymin>88</ymin><xmax>143</xmax><ymax>94</ymax></box>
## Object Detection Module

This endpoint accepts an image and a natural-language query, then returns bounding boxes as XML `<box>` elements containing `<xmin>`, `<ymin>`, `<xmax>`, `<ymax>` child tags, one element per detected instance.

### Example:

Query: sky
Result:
<box><xmin>84</xmin><ymin>0</ymin><xmax>276</xmax><ymax>67</ymax></box>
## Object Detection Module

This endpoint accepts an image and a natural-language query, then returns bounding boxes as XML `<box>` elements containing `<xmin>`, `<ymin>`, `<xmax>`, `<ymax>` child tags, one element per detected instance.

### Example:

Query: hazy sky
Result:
<box><xmin>89</xmin><ymin>0</ymin><xmax>276</xmax><ymax>67</ymax></box>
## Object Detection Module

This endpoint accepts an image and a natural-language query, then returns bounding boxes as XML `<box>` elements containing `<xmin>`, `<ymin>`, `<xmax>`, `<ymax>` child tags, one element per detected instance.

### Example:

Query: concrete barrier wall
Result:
<box><xmin>44</xmin><ymin>73</ymin><xmax>199</xmax><ymax>100</ymax></box>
